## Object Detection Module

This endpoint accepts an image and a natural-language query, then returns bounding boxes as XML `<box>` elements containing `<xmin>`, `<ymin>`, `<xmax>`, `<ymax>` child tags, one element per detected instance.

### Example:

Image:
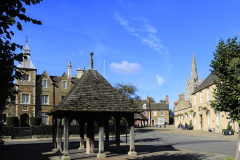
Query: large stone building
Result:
<box><xmin>136</xmin><ymin>95</ymin><xmax>169</xmax><ymax>126</ymax></box>
<box><xmin>2</xmin><ymin>41</ymin><xmax>85</xmax><ymax>127</ymax></box>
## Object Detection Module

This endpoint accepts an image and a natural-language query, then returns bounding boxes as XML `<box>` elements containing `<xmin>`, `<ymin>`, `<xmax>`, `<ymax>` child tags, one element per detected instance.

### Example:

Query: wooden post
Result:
<box><xmin>57</xmin><ymin>118</ymin><xmax>62</xmax><ymax>153</ymax></box>
<box><xmin>128</xmin><ymin>116</ymin><xmax>137</xmax><ymax>156</ymax></box>
<box><xmin>86</xmin><ymin>120</ymin><xmax>94</xmax><ymax>153</ymax></box>
<box><xmin>105</xmin><ymin>121</ymin><xmax>109</xmax><ymax>148</ymax></box>
<box><xmin>62</xmin><ymin>117</ymin><xmax>70</xmax><ymax>160</ymax></box>
<box><xmin>52</xmin><ymin>116</ymin><xmax>57</xmax><ymax>152</ymax></box>
<box><xmin>115</xmin><ymin>117</ymin><xmax>121</xmax><ymax>152</ymax></box>
<box><xmin>97</xmin><ymin>122</ymin><xmax>106</xmax><ymax>158</ymax></box>
<box><xmin>79</xmin><ymin>122</ymin><xmax>85</xmax><ymax>150</ymax></box>
<box><xmin>144</xmin><ymin>120</ymin><xmax>145</xmax><ymax>127</ymax></box>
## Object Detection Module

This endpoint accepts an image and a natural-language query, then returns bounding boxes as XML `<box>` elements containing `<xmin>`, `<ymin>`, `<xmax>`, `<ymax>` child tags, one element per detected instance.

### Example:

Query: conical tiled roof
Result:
<box><xmin>48</xmin><ymin>69</ymin><xmax>142</xmax><ymax>114</ymax></box>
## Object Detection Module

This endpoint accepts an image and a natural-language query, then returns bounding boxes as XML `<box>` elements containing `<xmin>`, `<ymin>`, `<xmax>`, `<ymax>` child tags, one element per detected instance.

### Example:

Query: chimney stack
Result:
<box><xmin>179</xmin><ymin>93</ymin><xmax>185</xmax><ymax>100</ymax></box>
<box><xmin>89</xmin><ymin>52</ymin><xmax>93</xmax><ymax>69</ymax></box>
<box><xmin>147</xmin><ymin>95</ymin><xmax>149</xmax><ymax>102</ymax></box>
<box><xmin>76</xmin><ymin>67</ymin><xmax>84</xmax><ymax>79</ymax></box>
<box><xmin>166</xmin><ymin>95</ymin><xmax>169</xmax><ymax>104</ymax></box>
<box><xmin>68</xmin><ymin>62</ymin><xmax>72</xmax><ymax>78</ymax></box>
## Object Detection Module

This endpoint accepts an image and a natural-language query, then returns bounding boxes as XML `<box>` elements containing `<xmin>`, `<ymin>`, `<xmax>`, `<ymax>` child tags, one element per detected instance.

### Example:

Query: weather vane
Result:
<box><xmin>26</xmin><ymin>34</ymin><xmax>28</xmax><ymax>42</ymax></box>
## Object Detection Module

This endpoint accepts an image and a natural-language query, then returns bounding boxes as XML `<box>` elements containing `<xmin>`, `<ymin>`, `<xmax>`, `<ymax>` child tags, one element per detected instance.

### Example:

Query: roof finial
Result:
<box><xmin>89</xmin><ymin>52</ymin><xmax>93</xmax><ymax>69</ymax></box>
<box><xmin>26</xmin><ymin>34</ymin><xmax>28</xmax><ymax>42</ymax></box>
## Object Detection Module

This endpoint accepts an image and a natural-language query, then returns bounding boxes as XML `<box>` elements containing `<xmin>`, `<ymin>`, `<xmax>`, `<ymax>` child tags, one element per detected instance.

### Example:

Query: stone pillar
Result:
<box><xmin>115</xmin><ymin>117</ymin><xmax>121</xmax><ymax>152</ymax></box>
<box><xmin>78</xmin><ymin>122</ymin><xmax>85</xmax><ymax>150</ymax></box>
<box><xmin>57</xmin><ymin>118</ymin><xmax>62</xmax><ymax>153</ymax></box>
<box><xmin>52</xmin><ymin>116</ymin><xmax>57</xmax><ymax>152</ymax></box>
<box><xmin>97</xmin><ymin>122</ymin><xmax>106</xmax><ymax>158</ymax></box>
<box><xmin>128</xmin><ymin>117</ymin><xmax>137</xmax><ymax>156</ymax></box>
<box><xmin>105</xmin><ymin>121</ymin><xmax>109</xmax><ymax>148</ymax></box>
<box><xmin>62</xmin><ymin>117</ymin><xmax>70</xmax><ymax>160</ymax></box>
<box><xmin>86</xmin><ymin>119</ymin><xmax>94</xmax><ymax>154</ymax></box>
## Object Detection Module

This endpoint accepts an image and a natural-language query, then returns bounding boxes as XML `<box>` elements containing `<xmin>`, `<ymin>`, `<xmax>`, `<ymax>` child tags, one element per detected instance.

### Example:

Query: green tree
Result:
<box><xmin>115</xmin><ymin>83</ymin><xmax>141</xmax><ymax>107</ymax></box>
<box><xmin>0</xmin><ymin>0</ymin><xmax>42</xmax><ymax>140</ymax></box>
<box><xmin>209</xmin><ymin>36</ymin><xmax>240</xmax><ymax>159</ymax></box>
<box><xmin>148</xmin><ymin>97</ymin><xmax>155</xmax><ymax>103</ymax></box>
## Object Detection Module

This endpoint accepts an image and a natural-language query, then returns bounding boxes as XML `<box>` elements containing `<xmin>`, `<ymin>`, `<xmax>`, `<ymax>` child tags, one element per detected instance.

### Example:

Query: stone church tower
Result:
<box><xmin>186</xmin><ymin>52</ymin><xmax>202</xmax><ymax>103</ymax></box>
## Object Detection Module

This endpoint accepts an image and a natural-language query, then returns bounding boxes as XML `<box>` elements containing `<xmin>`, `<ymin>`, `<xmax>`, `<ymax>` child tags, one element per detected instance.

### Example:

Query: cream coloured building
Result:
<box><xmin>175</xmin><ymin>73</ymin><xmax>239</xmax><ymax>133</ymax></box>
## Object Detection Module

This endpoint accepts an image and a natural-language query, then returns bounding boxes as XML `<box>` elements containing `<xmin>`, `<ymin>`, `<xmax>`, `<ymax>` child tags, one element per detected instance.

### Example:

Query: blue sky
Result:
<box><xmin>11</xmin><ymin>0</ymin><xmax>240</xmax><ymax>110</ymax></box>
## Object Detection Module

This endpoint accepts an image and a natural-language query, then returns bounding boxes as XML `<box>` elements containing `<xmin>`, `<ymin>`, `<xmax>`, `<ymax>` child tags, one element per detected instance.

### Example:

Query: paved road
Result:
<box><xmin>0</xmin><ymin>128</ymin><xmax>237</xmax><ymax>160</ymax></box>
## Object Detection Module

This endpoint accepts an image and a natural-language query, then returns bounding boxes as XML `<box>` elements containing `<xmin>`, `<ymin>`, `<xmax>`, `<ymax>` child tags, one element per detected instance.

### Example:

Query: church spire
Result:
<box><xmin>190</xmin><ymin>51</ymin><xmax>198</xmax><ymax>82</ymax></box>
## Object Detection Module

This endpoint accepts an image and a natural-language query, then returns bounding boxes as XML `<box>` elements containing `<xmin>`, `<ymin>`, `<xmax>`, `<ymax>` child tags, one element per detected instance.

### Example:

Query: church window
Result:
<box><xmin>63</xmin><ymin>81</ymin><xmax>66</xmax><ymax>89</ymax></box>
<box><xmin>207</xmin><ymin>88</ymin><xmax>210</xmax><ymax>101</ymax></box>
<box><xmin>42</xmin><ymin>95</ymin><xmax>48</xmax><ymax>104</ymax></box>
<box><xmin>153</xmin><ymin>110</ymin><xmax>156</xmax><ymax>116</ymax></box>
<box><xmin>23</xmin><ymin>74</ymin><xmax>29</xmax><ymax>81</ymax></box>
<box><xmin>161</xmin><ymin>110</ymin><xmax>164</xmax><ymax>116</ymax></box>
<box><xmin>143</xmin><ymin>103</ymin><xmax>146</xmax><ymax>109</ymax></box>
<box><xmin>22</xmin><ymin>94</ymin><xmax>29</xmax><ymax>103</ymax></box>
<box><xmin>200</xmin><ymin>92</ymin><xmax>202</xmax><ymax>103</ymax></box>
<box><xmin>41</xmin><ymin>113</ymin><xmax>48</xmax><ymax>124</ymax></box>
<box><xmin>43</xmin><ymin>80</ymin><xmax>47</xmax><ymax>88</ymax></box>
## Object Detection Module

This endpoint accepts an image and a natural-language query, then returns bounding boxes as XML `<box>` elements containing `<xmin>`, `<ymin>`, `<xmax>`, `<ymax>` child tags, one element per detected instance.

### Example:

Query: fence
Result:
<box><xmin>1</xmin><ymin>124</ymin><xmax>128</xmax><ymax>137</ymax></box>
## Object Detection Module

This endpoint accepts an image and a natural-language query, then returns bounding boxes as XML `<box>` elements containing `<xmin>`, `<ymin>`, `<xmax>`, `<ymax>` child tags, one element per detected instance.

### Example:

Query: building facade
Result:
<box><xmin>2</xmin><ymin>41</ymin><xmax>84</xmax><ymax>127</ymax></box>
<box><xmin>136</xmin><ymin>95</ymin><xmax>169</xmax><ymax>126</ymax></box>
<box><xmin>175</xmin><ymin>73</ymin><xmax>239</xmax><ymax>133</ymax></box>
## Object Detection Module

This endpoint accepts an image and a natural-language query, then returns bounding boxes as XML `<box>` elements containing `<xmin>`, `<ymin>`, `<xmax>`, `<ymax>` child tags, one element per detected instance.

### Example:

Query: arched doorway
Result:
<box><xmin>20</xmin><ymin>113</ymin><xmax>30</xmax><ymax>127</ymax></box>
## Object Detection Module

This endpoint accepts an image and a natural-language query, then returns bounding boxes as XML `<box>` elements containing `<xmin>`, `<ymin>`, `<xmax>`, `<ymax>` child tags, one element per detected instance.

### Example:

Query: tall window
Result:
<box><xmin>41</xmin><ymin>113</ymin><xmax>48</xmax><ymax>124</ymax></box>
<box><xmin>43</xmin><ymin>80</ymin><xmax>47</xmax><ymax>88</ymax></box>
<box><xmin>217</xmin><ymin>111</ymin><xmax>220</xmax><ymax>125</ymax></box>
<box><xmin>182</xmin><ymin>116</ymin><xmax>184</xmax><ymax>120</ymax></box>
<box><xmin>186</xmin><ymin>114</ymin><xmax>188</xmax><ymax>120</ymax></box>
<box><xmin>143</xmin><ymin>103</ymin><xmax>146</xmax><ymax>109</ymax></box>
<box><xmin>179</xmin><ymin>116</ymin><xmax>180</xmax><ymax>120</ymax></box>
<box><xmin>42</xmin><ymin>95</ymin><xmax>48</xmax><ymax>104</ymax></box>
<box><xmin>143</xmin><ymin>111</ymin><xmax>146</xmax><ymax>116</ymax></box>
<box><xmin>23</xmin><ymin>74</ymin><xmax>29</xmax><ymax>81</ymax></box>
<box><xmin>200</xmin><ymin>92</ymin><xmax>202</xmax><ymax>103</ymax></box>
<box><xmin>161</xmin><ymin>110</ymin><xmax>164</xmax><ymax>116</ymax></box>
<box><xmin>194</xmin><ymin>95</ymin><xmax>196</xmax><ymax>105</ymax></box>
<box><xmin>207</xmin><ymin>88</ymin><xmax>210</xmax><ymax>101</ymax></box>
<box><xmin>190</xmin><ymin>113</ymin><xmax>192</xmax><ymax>118</ymax></box>
<box><xmin>194</xmin><ymin>113</ymin><xmax>196</xmax><ymax>125</ymax></box>
<box><xmin>228</xmin><ymin>112</ymin><xmax>232</xmax><ymax>126</ymax></box>
<box><xmin>208</xmin><ymin>111</ymin><xmax>210</xmax><ymax>125</ymax></box>
<box><xmin>22</xmin><ymin>94</ymin><xmax>29</xmax><ymax>103</ymax></box>
<box><xmin>63</xmin><ymin>81</ymin><xmax>66</xmax><ymax>89</ymax></box>
<box><xmin>153</xmin><ymin>110</ymin><xmax>156</xmax><ymax>116</ymax></box>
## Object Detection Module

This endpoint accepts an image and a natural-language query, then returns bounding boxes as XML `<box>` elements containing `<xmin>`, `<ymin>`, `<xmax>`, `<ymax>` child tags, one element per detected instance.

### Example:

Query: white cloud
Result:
<box><xmin>109</xmin><ymin>61</ymin><xmax>141</xmax><ymax>75</ymax></box>
<box><xmin>156</xmin><ymin>74</ymin><xmax>165</xmax><ymax>86</ymax></box>
<box><xmin>115</xmin><ymin>13</ymin><xmax>164</xmax><ymax>54</ymax></box>
<box><xmin>66</xmin><ymin>52</ymin><xmax>75</xmax><ymax>59</ymax></box>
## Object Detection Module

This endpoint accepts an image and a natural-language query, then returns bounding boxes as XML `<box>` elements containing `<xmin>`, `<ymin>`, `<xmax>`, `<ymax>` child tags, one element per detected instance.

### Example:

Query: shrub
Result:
<box><xmin>30</xmin><ymin>116</ymin><xmax>42</xmax><ymax>126</ymax></box>
<box><xmin>6</xmin><ymin>116</ymin><xmax>19</xmax><ymax>127</ymax></box>
<box><xmin>190</xmin><ymin>109</ymin><xmax>194</xmax><ymax>112</ymax></box>
<box><xmin>227</xmin><ymin>122</ymin><xmax>232</xmax><ymax>130</ymax></box>
<box><xmin>189</xmin><ymin>120</ymin><xmax>192</xmax><ymax>127</ymax></box>
<box><xmin>202</xmin><ymin>107</ymin><xmax>207</xmax><ymax>110</ymax></box>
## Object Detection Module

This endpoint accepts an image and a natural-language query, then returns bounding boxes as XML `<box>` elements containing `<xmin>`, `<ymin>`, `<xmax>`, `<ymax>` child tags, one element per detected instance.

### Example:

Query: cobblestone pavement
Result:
<box><xmin>1</xmin><ymin>125</ymin><xmax>237</xmax><ymax>160</ymax></box>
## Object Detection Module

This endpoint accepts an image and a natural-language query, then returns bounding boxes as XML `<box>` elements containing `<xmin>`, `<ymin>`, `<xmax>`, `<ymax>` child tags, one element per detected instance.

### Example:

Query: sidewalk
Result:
<box><xmin>136</xmin><ymin>125</ymin><xmax>238</xmax><ymax>141</ymax></box>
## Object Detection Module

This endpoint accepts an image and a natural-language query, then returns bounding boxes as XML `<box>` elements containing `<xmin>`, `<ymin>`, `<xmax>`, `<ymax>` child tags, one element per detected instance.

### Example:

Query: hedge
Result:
<box><xmin>6</xmin><ymin>117</ymin><xmax>19</xmax><ymax>127</ymax></box>
<box><xmin>30</xmin><ymin>116</ymin><xmax>42</xmax><ymax>126</ymax></box>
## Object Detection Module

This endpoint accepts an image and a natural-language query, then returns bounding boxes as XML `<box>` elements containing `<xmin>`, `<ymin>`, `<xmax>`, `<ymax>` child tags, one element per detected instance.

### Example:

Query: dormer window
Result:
<box><xmin>23</xmin><ymin>74</ymin><xmax>29</xmax><ymax>81</ymax></box>
<box><xmin>143</xmin><ymin>103</ymin><xmax>146</xmax><ymax>109</ymax></box>
<box><xmin>43</xmin><ymin>80</ymin><xmax>47</xmax><ymax>88</ymax></box>
<box><xmin>63</xmin><ymin>81</ymin><xmax>66</xmax><ymax>89</ymax></box>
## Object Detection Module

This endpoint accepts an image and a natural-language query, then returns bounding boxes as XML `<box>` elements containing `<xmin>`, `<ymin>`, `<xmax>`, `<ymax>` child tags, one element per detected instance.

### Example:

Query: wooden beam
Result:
<box><xmin>97</xmin><ymin>122</ymin><xmax>106</xmax><ymax>158</ymax></box>
<box><xmin>115</xmin><ymin>117</ymin><xmax>121</xmax><ymax>152</ymax></box>
<box><xmin>105</xmin><ymin>121</ymin><xmax>109</xmax><ymax>148</ymax></box>
<box><xmin>128</xmin><ymin>115</ymin><xmax>137</xmax><ymax>156</ymax></box>
<box><xmin>57</xmin><ymin>118</ymin><xmax>62</xmax><ymax>153</ymax></box>
<box><xmin>52</xmin><ymin>116</ymin><xmax>57</xmax><ymax>151</ymax></box>
<box><xmin>63</xmin><ymin>117</ymin><xmax>69</xmax><ymax>156</ymax></box>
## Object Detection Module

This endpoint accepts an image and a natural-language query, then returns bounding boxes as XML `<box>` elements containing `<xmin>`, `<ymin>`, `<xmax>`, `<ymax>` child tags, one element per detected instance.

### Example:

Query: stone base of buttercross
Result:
<box><xmin>62</xmin><ymin>155</ymin><xmax>71</xmax><ymax>160</ymax></box>
<box><xmin>52</xmin><ymin>148</ymin><xmax>58</xmax><ymax>153</ymax></box>
<box><xmin>78</xmin><ymin>147</ymin><xmax>85</xmax><ymax>150</ymax></box>
<box><xmin>128</xmin><ymin>151</ymin><xmax>137</xmax><ymax>156</ymax></box>
<box><xmin>97</xmin><ymin>153</ymin><xmax>106</xmax><ymax>158</ymax></box>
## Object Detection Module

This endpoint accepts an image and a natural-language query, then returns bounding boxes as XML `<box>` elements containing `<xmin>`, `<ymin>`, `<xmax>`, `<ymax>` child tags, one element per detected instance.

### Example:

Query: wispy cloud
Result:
<box><xmin>156</xmin><ymin>74</ymin><xmax>165</xmax><ymax>86</ymax></box>
<box><xmin>109</xmin><ymin>61</ymin><xmax>141</xmax><ymax>75</ymax></box>
<box><xmin>115</xmin><ymin>13</ymin><xmax>164</xmax><ymax>54</ymax></box>
<box><xmin>66</xmin><ymin>52</ymin><xmax>75</xmax><ymax>59</ymax></box>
